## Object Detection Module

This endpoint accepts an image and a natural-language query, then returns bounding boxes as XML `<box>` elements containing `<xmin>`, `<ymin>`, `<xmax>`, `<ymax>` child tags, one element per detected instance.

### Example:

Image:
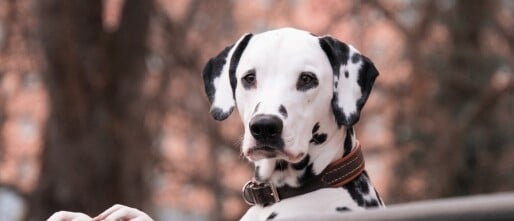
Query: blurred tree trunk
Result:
<box><xmin>368</xmin><ymin>0</ymin><xmax>513</xmax><ymax>202</ymax></box>
<box><xmin>0</xmin><ymin>95</ymin><xmax>4</xmax><ymax>160</ymax></box>
<box><xmin>26</xmin><ymin>0</ymin><xmax>154</xmax><ymax>220</ymax></box>
<box><xmin>0</xmin><ymin>0</ymin><xmax>16</xmax><ymax>170</ymax></box>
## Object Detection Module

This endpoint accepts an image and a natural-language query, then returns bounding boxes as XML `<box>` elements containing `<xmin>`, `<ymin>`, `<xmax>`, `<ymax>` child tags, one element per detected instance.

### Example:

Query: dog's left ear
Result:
<box><xmin>319</xmin><ymin>36</ymin><xmax>379</xmax><ymax>127</ymax></box>
<box><xmin>202</xmin><ymin>33</ymin><xmax>253</xmax><ymax>121</ymax></box>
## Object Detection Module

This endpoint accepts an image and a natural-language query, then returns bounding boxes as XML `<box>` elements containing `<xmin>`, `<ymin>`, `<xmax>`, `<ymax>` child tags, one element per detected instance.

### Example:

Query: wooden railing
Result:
<box><xmin>276</xmin><ymin>192</ymin><xmax>514</xmax><ymax>221</ymax></box>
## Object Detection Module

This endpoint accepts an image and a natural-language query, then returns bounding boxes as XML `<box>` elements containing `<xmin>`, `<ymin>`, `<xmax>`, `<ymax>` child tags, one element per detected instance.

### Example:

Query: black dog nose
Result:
<box><xmin>250</xmin><ymin>115</ymin><xmax>283</xmax><ymax>141</ymax></box>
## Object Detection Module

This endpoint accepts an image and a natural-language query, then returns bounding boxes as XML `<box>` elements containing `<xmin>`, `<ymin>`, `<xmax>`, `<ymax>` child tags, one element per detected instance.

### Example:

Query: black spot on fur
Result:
<box><xmin>275</xmin><ymin>160</ymin><xmax>288</xmax><ymax>171</ymax></box>
<box><xmin>298</xmin><ymin>164</ymin><xmax>315</xmax><ymax>185</ymax></box>
<box><xmin>355</xmin><ymin>56</ymin><xmax>379</xmax><ymax>114</ymax></box>
<box><xmin>202</xmin><ymin>45</ymin><xmax>233</xmax><ymax>104</ymax></box>
<box><xmin>292</xmin><ymin>155</ymin><xmax>310</xmax><ymax>170</ymax></box>
<box><xmin>343</xmin><ymin>127</ymin><xmax>354</xmax><ymax>157</ymax></box>
<box><xmin>210</xmin><ymin>107</ymin><xmax>233</xmax><ymax>121</ymax></box>
<box><xmin>279</xmin><ymin>105</ymin><xmax>288</xmax><ymax>118</ymax></box>
<box><xmin>310</xmin><ymin>133</ymin><xmax>327</xmax><ymax>145</ymax></box>
<box><xmin>253</xmin><ymin>102</ymin><xmax>261</xmax><ymax>114</ymax></box>
<box><xmin>357</xmin><ymin>172</ymin><xmax>370</xmax><ymax>194</ymax></box>
<box><xmin>366</xmin><ymin>198</ymin><xmax>379</xmax><ymax>207</ymax></box>
<box><xmin>336</xmin><ymin>206</ymin><xmax>351</xmax><ymax>212</ymax></box>
<box><xmin>319</xmin><ymin>37</ymin><xmax>349</xmax><ymax>72</ymax></box>
<box><xmin>266</xmin><ymin>212</ymin><xmax>278</xmax><ymax>220</ymax></box>
<box><xmin>343</xmin><ymin>172</ymin><xmax>380</xmax><ymax>208</ymax></box>
<box><xmin>228</xmin><ymin>34</ymin><xmax>253</xmax><ymax>99</ymax></box>
<box><xmin>347</xmin><ymin>127</ymin><xmax>354</xmax><ymax>136</ymax></box>
<box><xmin>351</xmin><ymin>53</ymin><xmax>361</xmax><ymax>64</ymax></box>
<box><xmin>312</xmin><ymin>123</ymin><xmax>320</xmax><ymax>134</ymax></box>
<box><xmin>344</xmin><ymin>71</ymin><xmax>349</xmax><ymax>78</ymax></box>
<box><xmin>310</xmin><ymin>123</ymin><xmax>327</xmax><ymax>145</ymax></box>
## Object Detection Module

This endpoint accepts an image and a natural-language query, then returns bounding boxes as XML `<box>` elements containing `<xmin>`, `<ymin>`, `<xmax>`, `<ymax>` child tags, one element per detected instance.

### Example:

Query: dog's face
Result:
<box><xmin>235</xmin><ymin>30</ymin><xmax>334</xmax><ymax>162</ymax></box>
<box><xmin>203</xmin><ymin>28</ymin><xmax>378</xmax><ymax>163</ymax></box>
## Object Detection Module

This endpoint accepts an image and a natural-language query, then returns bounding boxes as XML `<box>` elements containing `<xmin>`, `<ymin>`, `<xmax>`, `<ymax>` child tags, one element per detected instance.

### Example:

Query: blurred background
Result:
<box><xmin>0</xmin><ymin>0</ymin><xmax>513</xmax><ymax>220</ymax></box>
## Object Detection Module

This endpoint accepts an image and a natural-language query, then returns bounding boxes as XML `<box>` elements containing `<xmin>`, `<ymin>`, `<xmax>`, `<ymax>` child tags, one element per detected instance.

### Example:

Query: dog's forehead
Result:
<box><xmin>254</xmin><ymin>28</ymin><xmax>315</xmax><ymax>45</ymax></box>
<box><xmin>238</xmin><ymin>28</ymin><xmax>326</xmax><ymax>71</ymax></box>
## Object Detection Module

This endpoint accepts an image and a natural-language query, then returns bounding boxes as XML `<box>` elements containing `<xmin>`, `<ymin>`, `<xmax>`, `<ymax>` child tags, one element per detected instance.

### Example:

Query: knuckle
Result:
<box><xmin>48</xmin><ymin>211</ymin><xmax>67</xmax><ymax>221</ymax></box>
<box><xmin>55</xmin><ymin>211</ymin><xmax>67</xmax><ymax>217</ymax></box>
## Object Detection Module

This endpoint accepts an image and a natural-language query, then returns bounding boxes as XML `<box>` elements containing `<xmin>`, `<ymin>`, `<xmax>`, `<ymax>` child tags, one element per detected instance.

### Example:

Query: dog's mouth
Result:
<box><xmin>245</xmin><ymin>144</ymin><xmax>305</xmax><ymax>162</ymax></box>
<box><xmin>246</xmin><ymin>145</ymin><xmax>278</xmax><ymax>160</ymax></box>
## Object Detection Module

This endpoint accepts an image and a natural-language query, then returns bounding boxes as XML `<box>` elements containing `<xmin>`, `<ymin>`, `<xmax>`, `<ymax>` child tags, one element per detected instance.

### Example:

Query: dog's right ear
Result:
<box><xmin>319</xmin><ymin>36</ymin><xmax>379</xmax><ymax>127</ymax></box>
<box><xmin>202</xmin><ymin>33</ymin><xmax>253</xmax><ymax>121</ymax></box>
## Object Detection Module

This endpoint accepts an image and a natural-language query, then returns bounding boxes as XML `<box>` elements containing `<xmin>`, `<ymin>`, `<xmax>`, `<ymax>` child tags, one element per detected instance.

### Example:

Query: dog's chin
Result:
<box><xmin>245</xmin><ymin>145</ymin><xmax>305</xmax><ymax>162</ymax></box>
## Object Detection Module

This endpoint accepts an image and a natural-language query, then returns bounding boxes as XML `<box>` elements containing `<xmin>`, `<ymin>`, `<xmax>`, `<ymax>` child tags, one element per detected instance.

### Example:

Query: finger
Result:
<box><xmin>47</xmin><ymin>211</ymin><xmax>91</xmax><ymax>221</ymax></box>
<box><xmin>71</xmin><ymin>214</ymin><xmax>92</xmax><ymax>221</ymax></box>
<box><xmin>131</xmin><ymin>216</ymin><xmax>154</xmax><ymax>221</ymax></box>
<box><xmin>92</xmin><ymin>204</ymin><xmax>124</xmax><ymax>221</ymax></box>
<box><xmin>47</xmin><ymin>211</ymin><xmax>69</xmax><ymax>221</ymax></box>
<box><xmin>104</xmin><ymin>207</ymin><xmax>141</xmax><ymax>221</ymax></box>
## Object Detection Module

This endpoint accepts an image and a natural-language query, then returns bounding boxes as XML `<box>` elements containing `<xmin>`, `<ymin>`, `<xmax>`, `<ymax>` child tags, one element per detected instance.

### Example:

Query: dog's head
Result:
<box><xmin>203</xmin><ymin>28</ymin><xmax>378</xmax><ymax>163</ymax></box>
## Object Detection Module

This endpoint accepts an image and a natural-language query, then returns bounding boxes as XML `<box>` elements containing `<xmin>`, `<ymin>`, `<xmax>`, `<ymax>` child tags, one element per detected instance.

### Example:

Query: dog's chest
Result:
<box><xmin>239</xmin><ymin>188</ymin><xmax>363</xmax><ymax>221</ymax></box>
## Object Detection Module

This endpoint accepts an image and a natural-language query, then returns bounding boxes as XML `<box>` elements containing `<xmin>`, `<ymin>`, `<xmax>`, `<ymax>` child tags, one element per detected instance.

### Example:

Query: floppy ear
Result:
<box><xmin>319</xmin><ymin>36</ymin><xmax>379</xmax><ymax>127</ymax></box>
<box><xmin>202</xmin><ymin>33</ymin><xmax>253</xmax><ymax>121</ymax></box>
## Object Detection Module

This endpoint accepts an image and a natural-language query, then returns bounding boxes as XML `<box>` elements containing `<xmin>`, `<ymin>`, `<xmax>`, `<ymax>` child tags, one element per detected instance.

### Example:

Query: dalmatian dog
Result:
<box><xmin>203</xmin><ymin>27</ymin><xmax>384</xmax><ymax>221</ymax></box>
<box><xmin>47</xmin><ymin>27</ymin><xmax>383</xmax><ymax>221</ymax></box>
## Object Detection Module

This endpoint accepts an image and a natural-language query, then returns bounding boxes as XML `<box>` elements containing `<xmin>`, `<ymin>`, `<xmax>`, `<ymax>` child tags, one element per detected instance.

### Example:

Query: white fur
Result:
<box><xmin>240</xmin><ymin>188</ymin><xmax>363</xmax><ymax>221</ymax></box>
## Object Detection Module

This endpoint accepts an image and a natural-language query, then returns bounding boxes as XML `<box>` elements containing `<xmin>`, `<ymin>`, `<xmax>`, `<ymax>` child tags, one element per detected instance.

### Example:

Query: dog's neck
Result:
<box><xmin>253</xmin><ymin>125</ymin><xmax>356</xmax><ymax>188</ymax></box>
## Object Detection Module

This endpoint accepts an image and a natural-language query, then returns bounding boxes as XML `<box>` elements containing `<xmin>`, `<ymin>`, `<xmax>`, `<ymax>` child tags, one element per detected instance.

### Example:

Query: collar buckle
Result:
<box><xmin>242</xmin><ymin>181</ymin><xmax>280</xmax><ymax>206</ymax></box>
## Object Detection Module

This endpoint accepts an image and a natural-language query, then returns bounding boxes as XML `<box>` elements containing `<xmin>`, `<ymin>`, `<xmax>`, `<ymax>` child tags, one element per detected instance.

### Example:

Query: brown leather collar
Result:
<box><xmin>242</xmin><ymin>143</ymin><xmax>365</xmax><ymax>206</ymax></box>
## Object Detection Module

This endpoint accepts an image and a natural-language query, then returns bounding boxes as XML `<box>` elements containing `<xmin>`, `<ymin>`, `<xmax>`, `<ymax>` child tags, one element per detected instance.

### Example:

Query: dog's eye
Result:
<box><xmin>243</xmin><ymin>73</ymin><xmax>255</xmax><ymax>83</ymax></box>
<box><xmin>300</xmin><ymin>74</ymin><xmax>314</xmax><ymax>84</ymax></box>
<box><xmin>242</xmin><ymin>69</ymin><xmax>257</xmax><ymax>89</ymax></box>
<box><xmin>296</xmin><ymin>72</ymin><xmax>318</xmax><ymax>91</ymax></box>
